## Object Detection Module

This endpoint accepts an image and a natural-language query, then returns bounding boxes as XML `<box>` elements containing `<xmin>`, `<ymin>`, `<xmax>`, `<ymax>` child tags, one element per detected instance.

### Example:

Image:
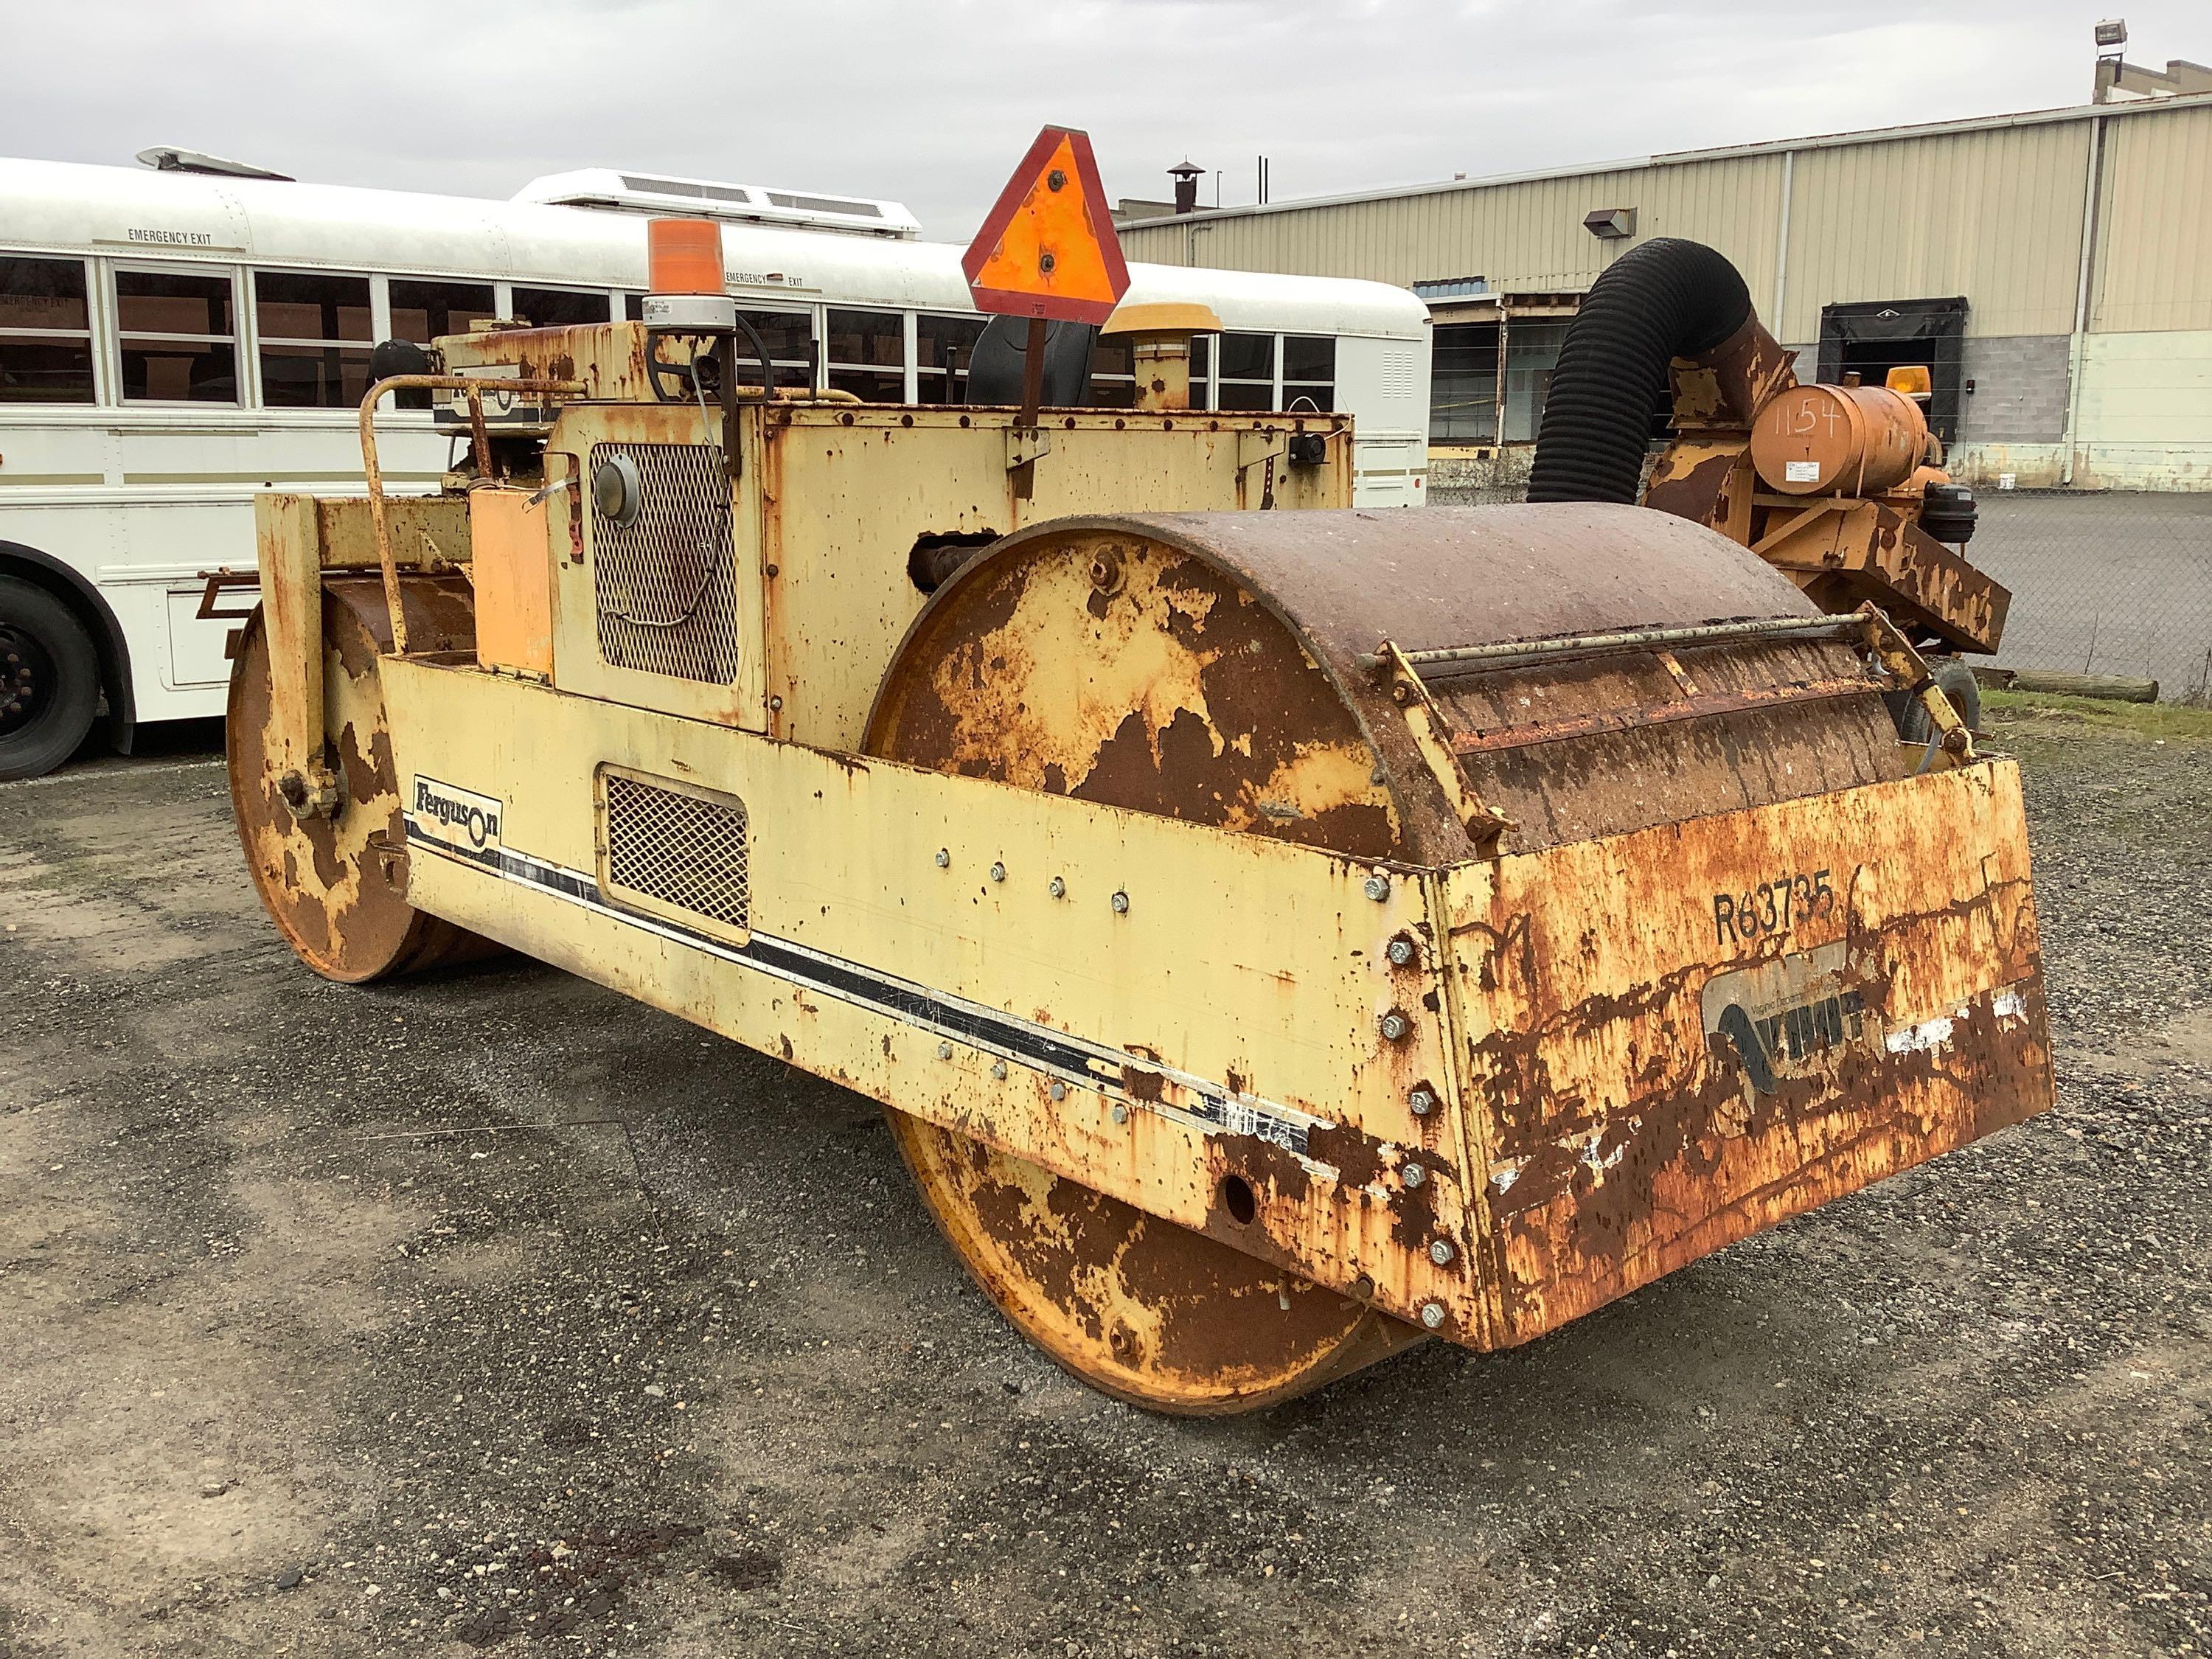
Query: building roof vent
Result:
<box><xmin>512</xmin><ymin>168</ymin><xmax>922</xmax><ymax>238</ymax></box>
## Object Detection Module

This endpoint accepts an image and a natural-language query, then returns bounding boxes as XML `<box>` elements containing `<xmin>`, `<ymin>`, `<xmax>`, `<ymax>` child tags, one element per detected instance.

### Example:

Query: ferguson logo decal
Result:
<box><xmin>409</xmin><ymin>776</ymin><xmax>504</xmax><ymax>857</ymax></box>
<box><xmin>1701</xmin><ymin>941</ymin><xmax>1874</xmax><ymax>1098</ymax></box>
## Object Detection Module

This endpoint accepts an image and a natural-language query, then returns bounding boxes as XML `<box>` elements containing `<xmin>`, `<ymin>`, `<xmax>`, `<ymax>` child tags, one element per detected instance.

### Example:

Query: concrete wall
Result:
<box><xmin>1957</xmin><ymin>337</ymin><xmax>2073</xmax><ymax>445</ymax></box>
<box><xmin>1944</xmin><ymin>330</ymin><xmax>2212</xmax><ymax>490</ymax></box>
<box><xmin>1437</xmin><ymin>326</ymin><xmax>2212</xmax><ymax>497</ymax></box>
<box><xmin>2074</xmin><ymin>330</ymin><xmax>2212</xmax><ymax>489</ymax></box>
<box><xmin>1427</xmin><ymin>448</ymin><xmax>1532</xmax><ymax>505</ymax></box>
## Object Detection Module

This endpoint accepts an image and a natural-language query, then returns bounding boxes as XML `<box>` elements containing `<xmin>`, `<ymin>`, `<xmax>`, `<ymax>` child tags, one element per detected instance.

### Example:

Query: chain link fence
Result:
<box><xmin>1969</xmin><ymin>490</ymin><xmax>2212</xmax><ymax>705</ymax></box>
<box><xmin>1427</xmin><ymin>465</ymin><xmax>2212</xmax><ymax>704</ymax></box>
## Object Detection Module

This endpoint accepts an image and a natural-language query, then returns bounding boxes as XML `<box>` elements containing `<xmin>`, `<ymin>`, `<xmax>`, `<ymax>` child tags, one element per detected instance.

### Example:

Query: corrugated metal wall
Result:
<box><xmin>1119</xmin><ymin>100</ymin><xmax>2212</xmax><ymax>340</ymax></box>
<box><xmin>2094</xmin><ymin>100</ymin><xmax>2212</xmax><ymax>333</ymax></box>
<box><xmin>1776</xmin><ymin>123</ymin><xmax>2089</xmax><ymax>340</ymax></box>
<box><xmin>1130</xmin><ymin>158</ymin><xmax>1782</xmax><ymax>296</ymax></box>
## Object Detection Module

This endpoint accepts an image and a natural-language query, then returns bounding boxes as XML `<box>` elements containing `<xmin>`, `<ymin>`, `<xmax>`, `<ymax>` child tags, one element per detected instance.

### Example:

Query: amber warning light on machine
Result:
<box><xmin>962</xmin><ymin>126</ymin><xmax>1130</xmax><ymax>324</ymax></box>
<box><xmin>1885</xmin><ymin>364</ymin><xmax>1933</xmax><ymax>400</ymax></box>
<box><xmin>641</xmin><ymin>218</ymin><xmax>737</xmax><ymax>332</ymax></box>
<box><xmin>647</xmin><ymin>218</ymin><xmax>725</xmax><ymax>293</ymax></box>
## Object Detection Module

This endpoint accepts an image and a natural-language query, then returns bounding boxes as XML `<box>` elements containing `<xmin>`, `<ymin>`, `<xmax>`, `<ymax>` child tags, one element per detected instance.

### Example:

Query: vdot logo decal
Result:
<box><xmin>1700</xmin><ymin>940</ymin><xmax>1876</xmax><ymax>1102</ymax></box>
<box><xmin>409</xmin><ymin>776</ymin><xmax>504</xmax><ymax>860</ymax></box>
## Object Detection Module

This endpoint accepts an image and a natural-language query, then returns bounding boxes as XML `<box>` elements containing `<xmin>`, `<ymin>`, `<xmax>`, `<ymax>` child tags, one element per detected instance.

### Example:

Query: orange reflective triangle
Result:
<box><xmin>962</xmin><ymin>126</ymin><xmax>1131</xmax><ymax>324</ymax></box>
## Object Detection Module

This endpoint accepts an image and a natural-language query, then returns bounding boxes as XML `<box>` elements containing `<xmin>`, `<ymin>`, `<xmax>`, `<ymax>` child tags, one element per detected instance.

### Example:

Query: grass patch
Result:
<box><xmin>1984</xmin><ymin>688</ymin><xmax>2212</xmax><ymax>743</ymax></box>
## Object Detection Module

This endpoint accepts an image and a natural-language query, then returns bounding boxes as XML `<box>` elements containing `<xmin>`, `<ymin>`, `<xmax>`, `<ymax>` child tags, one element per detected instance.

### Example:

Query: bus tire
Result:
<box><xmin>0</xmin><ymin>574</ymin><xmax>102</xmax><ymax>781</ymax></box>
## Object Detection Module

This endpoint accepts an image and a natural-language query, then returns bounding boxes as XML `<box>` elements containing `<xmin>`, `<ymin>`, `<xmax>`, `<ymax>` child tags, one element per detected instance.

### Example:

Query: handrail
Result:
<box><xmin>1357</xmin><ymin>613</ymin><xmax>1857</xmax><ymax>678</ymax></box>
<box><xmin>358</xmin><ymin>374</ymin><xmax>581</xmax><ymax>653</ymax></box>
<box><xmin>1366</xmin><ymin>602</ymin><xmax>1978</xmax><ymax>768</ymax></box>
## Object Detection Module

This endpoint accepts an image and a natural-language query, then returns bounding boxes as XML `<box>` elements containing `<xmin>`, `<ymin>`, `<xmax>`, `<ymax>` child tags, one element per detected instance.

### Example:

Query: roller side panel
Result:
<box><xmin>376</xmin><ymin>659</ymin><xmax>1482</xmax><ymax>1340</ymax></box>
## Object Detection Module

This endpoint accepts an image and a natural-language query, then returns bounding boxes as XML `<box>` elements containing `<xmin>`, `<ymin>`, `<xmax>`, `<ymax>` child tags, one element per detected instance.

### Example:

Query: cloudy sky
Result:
<box><xmin>5</xmin><ymin>1</ymin><xmax>2202</xmax><ymax>238</ymax></box>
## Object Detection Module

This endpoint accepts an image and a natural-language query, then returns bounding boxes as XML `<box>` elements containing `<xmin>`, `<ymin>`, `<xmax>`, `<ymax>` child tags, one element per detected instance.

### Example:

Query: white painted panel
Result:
<box><xmin>2078</xmin><ymin>330</ymin><xmax>2212</xmax><ymax>445</ymax></box>
<box><xmin>164</xmin><ymin>582</ymin><xmax>248</xmax><ymax>687</ymax></box>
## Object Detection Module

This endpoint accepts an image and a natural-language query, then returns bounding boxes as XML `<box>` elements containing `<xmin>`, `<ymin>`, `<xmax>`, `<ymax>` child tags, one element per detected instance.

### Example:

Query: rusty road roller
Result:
<box><xmin>226</xmin><ymin>134</ymin><xmax>2053</xmax><ymax>1412</ymax></box>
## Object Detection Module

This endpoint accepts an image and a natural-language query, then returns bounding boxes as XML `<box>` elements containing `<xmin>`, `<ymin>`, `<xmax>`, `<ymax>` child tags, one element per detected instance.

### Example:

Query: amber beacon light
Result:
<box><xmin>641</xmin><ymin>218</ymin><xmax>736</xmax><ymax>330</ymax></box>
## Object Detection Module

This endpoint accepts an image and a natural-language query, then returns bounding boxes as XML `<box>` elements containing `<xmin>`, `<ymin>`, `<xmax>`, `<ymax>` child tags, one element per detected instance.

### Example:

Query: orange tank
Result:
<box><xmin>1750</xmin><ymin>381</ymin><xmax>1930</xmax><ymax>497</ymax></box>
<box><xmin>645</xmin><ymin>218</ymin><xmax>725</xmax><ymax>296</ymax></box>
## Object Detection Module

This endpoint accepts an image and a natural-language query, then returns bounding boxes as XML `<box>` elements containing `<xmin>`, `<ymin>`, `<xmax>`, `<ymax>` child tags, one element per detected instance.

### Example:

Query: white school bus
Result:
<box><xmin>0</xmin><ymin>153</ymin><xmax>1431</xmax><ymax>778</ymax></box>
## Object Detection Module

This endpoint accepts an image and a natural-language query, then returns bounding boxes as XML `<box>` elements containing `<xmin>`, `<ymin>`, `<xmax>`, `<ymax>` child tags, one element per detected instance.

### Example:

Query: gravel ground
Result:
<box><xmin>1</xmin><ymin>708</ymin><xmax>2207</xmax><ymax>1658</ymax></box>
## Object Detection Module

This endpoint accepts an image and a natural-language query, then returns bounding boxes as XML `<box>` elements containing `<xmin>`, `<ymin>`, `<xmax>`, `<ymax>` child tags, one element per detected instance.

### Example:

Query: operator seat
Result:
<box><xmin>962</xmin><ymin>316</ymin><xmax>1097</xmax><ymax>406</ymax></box>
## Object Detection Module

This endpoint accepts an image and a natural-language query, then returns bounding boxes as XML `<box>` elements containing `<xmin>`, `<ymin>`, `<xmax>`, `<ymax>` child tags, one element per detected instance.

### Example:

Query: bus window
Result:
<box><xmin>254</xmin><ymin>271</ymin><xmax>374</xmax><ymax>409</ymax></box>
<box><xmin>826</xmin><ymin>308</ymin><xmax>902</xmax><ymax>403</ymax></box>
<box><xmin>627</xmin><ymin>300</ymin><xmax>815</xmax><ymax>393</ymax></box>
<box><xmin>391</xmin><ymin>279</ymin><xmax>497</xmax><ymax>409</ymax></box>
<box><xmin>391</xmin><ymin>279</ymin><xmax>496</xmax><ymax>343</ymax></box>
<box><xmin>917</xmin><ymin>313</ymin><xmax>985</xmax><ymax>403</ymax></box>
<box><xmin>737</xmin><ymin>309</ymin><xmax>814</xmax><ymax>392</ymax></box>
<box><xmin>116</xmin><ymin>268</ymin><xmax>239</xmax><ymax>404</ymax></box>
<box><xmin>0</xmin><ymin>255</ymin><xmax>94</xmax><ymax>403</ymax></box>
<box><xmin>1188</xmin><ymin>334</ymin><xmax>1213</xmax><ymax>411</ymax></box>
<box><xmin>1086</xmin><ymin>333</ymin><xmax>1136</xmax><ymax>408</ymax></box>
<box><xmin>1282</xmin><ymin>335</ymin><xmax>1335</xmax><ymax>413</ymax></box>
<box><xmin>512</xmin><ymin>286</ymin><xmax>611</xmax><ymax>328</ymax></box>
<box><xmin>1217</xmin><ymin>333</ymin><xmax>1275</xmax><ymax>411</ymax></box>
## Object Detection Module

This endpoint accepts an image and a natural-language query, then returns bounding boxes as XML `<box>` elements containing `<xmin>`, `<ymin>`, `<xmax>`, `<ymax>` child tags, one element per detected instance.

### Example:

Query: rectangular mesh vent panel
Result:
<box><xmin>591</xmin><ymin>442</ymin><xmax>743</xmax><ymax>684</ymax></box>
<box><xmin>603</xmin><ymin>773</ymin><xmax>750</xmax><ymax>932</ymax></box>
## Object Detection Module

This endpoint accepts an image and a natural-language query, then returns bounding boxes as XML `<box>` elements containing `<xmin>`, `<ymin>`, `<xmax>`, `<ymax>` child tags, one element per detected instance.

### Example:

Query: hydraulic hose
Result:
<box><xmin>1527</xmin><ymin>237</ymin><xmax>1754</xmax><ymax>505</ymax></box>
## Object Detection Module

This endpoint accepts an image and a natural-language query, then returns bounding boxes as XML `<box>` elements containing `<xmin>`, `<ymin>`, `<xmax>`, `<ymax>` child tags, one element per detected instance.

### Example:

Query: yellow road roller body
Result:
<box><xmin>229</xmin><ymin>321</ymin><xmax>2052</xmax><ymax>1413</ymax></box>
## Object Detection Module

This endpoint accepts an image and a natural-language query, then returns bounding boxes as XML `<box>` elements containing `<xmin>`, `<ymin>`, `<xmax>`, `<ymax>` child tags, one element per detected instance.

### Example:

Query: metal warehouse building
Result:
<box><xmin>1118</xmin><ymin>88</ymin><xmax>2212</xmax><ymax>494</ymax></box>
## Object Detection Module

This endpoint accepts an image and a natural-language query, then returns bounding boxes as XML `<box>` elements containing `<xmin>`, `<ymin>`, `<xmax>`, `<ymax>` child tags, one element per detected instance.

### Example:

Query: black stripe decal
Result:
<box><xmin>405</xmin><ymin>818</ymin><xmax>1326</xmax><ymax>1157</ymax></box>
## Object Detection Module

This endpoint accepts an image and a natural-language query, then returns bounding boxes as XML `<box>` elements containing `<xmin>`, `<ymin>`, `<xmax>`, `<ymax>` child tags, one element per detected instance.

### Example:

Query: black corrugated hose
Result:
<box><xmin>1526</xmin><ymin>238</ymin><xmax>1754</xmax><ymax>505</ymax></box>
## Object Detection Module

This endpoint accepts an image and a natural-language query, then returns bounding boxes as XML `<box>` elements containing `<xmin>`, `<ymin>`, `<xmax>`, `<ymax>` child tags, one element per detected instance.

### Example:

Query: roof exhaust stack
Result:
<box><xmin>1169</xmin><ymin>160</ymin><xmax>1203</xmax><ymax>215</ymax></box>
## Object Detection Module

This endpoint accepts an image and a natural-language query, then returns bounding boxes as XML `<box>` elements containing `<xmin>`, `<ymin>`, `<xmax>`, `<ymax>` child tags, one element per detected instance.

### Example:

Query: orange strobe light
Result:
<box><xmin>647</xmin><ymin>218</ymin><xmax>726</xmax><ymax>295</ymax></box>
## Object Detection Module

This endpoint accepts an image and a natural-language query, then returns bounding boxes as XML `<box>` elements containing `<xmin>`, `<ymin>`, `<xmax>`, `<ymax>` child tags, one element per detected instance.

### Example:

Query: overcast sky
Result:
<box><xmin>5</xmin><ymin>1</ymin><xmax>2202</xmax><ymax>239</ymax></box>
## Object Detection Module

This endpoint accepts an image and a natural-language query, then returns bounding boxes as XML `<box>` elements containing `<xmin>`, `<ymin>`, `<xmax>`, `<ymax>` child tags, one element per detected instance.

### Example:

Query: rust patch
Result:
<box><xmin>1491</xmin><ymin>973</ymin><xmax>2049</xmax><ymax>1340</ymax></box>
<box><xmin>1448</xmin><ymin>764</ymin><xmax>2053</xmax><ymax>1347</ymax></box>
<box><xmin>865</xmin><ymin>534</ymin><xmax>1399</xmax><ymax>859</ymax></box>
<box><xmin>1119</xmin><ymin>1065</ymin><xmax>1166</xmax><ymax>1104</ymax></box>
<box><xmin>226</xmin><ymin>580</ymin><xmax>497</xmax><ymax>984</ymax></box>
<box><xmin>1432</xmin><ymin>639</ymin><xmax>1911</xmax><ymax>852</ymax></box>
<box><xmin>883</xmin><ymin>1110</ymin><xmax>1412</xmax><ymax>1411</ymax></box>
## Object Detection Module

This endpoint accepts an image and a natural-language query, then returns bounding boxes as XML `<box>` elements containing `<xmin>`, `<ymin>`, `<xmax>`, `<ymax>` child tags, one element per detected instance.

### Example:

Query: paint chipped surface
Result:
<box><xmin>1444</xmin><ymin>759</ymin><xmax>2054</xmax><ymax>1346</ymax></box>
<box><xmin>228</xmin><ymin>574</ymin><xmax>492</xmax><ymax>982</ymax></box>
<box><xmin>869</xmin><ymin>532</ymin><xmax>1399</xmax><ymax>857</ymax></box>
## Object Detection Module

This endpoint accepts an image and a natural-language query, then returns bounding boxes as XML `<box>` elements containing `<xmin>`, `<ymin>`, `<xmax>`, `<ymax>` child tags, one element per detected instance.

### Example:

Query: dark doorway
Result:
<box><xmin>1430</xmin><ymin>321</ymin><xmax>1499</xmax><ymax>444</ymax></box>
<box><xmin>1817</xmin><ymin>297</ymin><xmax>1967</xmax><ymax>445</ymax></box>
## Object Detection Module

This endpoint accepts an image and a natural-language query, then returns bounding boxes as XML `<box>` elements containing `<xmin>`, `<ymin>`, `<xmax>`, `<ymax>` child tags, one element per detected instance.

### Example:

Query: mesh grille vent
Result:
<box><xmin>603</xmin><ymin>772</ymin><xmax>750</xmax><ymax>933</ymax></box>
<box><xmin>590</xmin><ymin>442</ymin><xmax>743</xmax><ymax>684</ymax></box>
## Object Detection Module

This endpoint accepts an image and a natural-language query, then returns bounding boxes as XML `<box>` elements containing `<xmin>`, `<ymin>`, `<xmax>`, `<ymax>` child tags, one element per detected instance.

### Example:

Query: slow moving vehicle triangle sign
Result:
<box><xmin>962</xmin><ymin>126</ymin><xmax>1130</xmax><ymax>324</ymax></box>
